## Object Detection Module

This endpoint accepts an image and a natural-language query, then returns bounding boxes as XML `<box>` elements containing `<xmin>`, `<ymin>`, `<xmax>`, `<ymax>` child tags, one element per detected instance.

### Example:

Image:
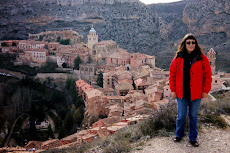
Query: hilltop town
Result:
<box><xmin>0</xmin><ymin>27</ymin><xmax>230</xmax><ymax>152</ymax></box>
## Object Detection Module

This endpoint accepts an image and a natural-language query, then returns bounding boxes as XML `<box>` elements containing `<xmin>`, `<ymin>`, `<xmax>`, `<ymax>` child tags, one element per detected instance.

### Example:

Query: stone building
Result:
<box><xmin>211</xmin><ymin>75</ymin><xmax>223</xmax><ymax>90</ymax></box>
<box><xmin>41</xmin><ymin>139</ymin><xmax>62</xmax><ymax>150</ymax></box>
<box><xmin>47</xmin><ymin>42</ymin><xmax>60</xmax><ymax>54</ymax></box>
<box><xmin>163</xmin><ymin>85</ymin><xmax>171</xmax><ymax>99</ymax></box>
<box><xmin>0</xmin><ymin>47</ymin><xmax>19</xmax><ymax>54</ymax></box>
<box><xmin>56</xmin><ymin>43</ymin><xmax>89</xmax><ymax>67</ymax></box>
<box><xmin>92</xmin><ymin>40</ymin><xmax>118</xmax><ymax>63</ymax></box>
<box><xmin>29</xmin><ymin>29</ymin><xmax>83</xmax><ymax>44</ymax></box>
<box><xmin>79</xmin><ymin>63</ymin><xmax>97</xmax><ymax>75</ymax></box>
<box><xmin>207</xmin><ymin>48</ymin><xmax>216</xmax><ymax>75</ymax></box>
<box><xmin>130</xmin><ymin>53</ymin><xmax>155</xmax><ymax>71</ymax></box>
<box><xmin>134</xmin><ymin>74</ymin><xmax>155</xmax><ymax>93</ymax></box>
<box><xmin>135</xmin><ymin>99</ymin><xmax>152</xmax><ymax>115</ymax></box>
<box><xmin>87</xmin><ymin>26</ymin><xmax>119</xmax><ymax>63</ymax></box>
<box><xmin>145</xmin><ymin>79</ymin><xmax>166</xmax><ymax>105</ymax></box>
<box><xmin>123</xmin><ymin>90</ymin><xmax>146</xmax><ymax>117</ymax></box>
<box><xmin>103</xmin><ymin>70</ymin><xmax>133</xmax><ymax>96</ymax></box>
<box><xmin>22</xmin><ymin>48</ymin><xmax>48</xmax><ymax>66</ymax></box>
<box><xmin>84</xmin><ymin>90</ymin><xmax>105</xmax><ymax>117</ymax></box>
<box><xmin>106</xmin><ymin>48</ymin><xmax>131</xmax><ymax>67</ymax></box>
<box><xmin>0</xmin><ymin>40</ymin><xmax>19</xmax><ymax>47</ymax></box>
<box><xmin>0</xmin><ymin>40</ymin><xmax>19</xmax><ymax>53</ymax></box>
<box><xmin>18</xmin><ymin>40</ymin><xmax>46</xmax><ymax>50</ymax></box>
<box><xmin>87</xmin><ymin>26</ymin><xmax>98</xmax><ymax>51</ymax></box>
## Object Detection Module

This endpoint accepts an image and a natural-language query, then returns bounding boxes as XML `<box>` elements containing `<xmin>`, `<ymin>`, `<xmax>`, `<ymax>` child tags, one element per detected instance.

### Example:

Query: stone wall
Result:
<box><xmin>34</xmin><ymin>73</ymin><xmax>77</xmax><ymax>80</ymax></box>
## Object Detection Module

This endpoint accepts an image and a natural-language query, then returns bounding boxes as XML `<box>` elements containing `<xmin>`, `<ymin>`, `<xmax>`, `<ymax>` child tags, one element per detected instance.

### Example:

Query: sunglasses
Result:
<box><xmin>186</xmin><ymin>41</ymin><xmax>196</xmax><ymax>45</ymax></box>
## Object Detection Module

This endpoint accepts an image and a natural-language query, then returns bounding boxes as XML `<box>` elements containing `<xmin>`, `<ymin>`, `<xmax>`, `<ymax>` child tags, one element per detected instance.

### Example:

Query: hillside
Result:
<box><xmin>131</xmin><ymin>126</ymin><xmax>230</xmax><ymax>153</ymax></box>
<box><xmin>0</xmin><ymin>0</ymin><xmax>229</xmax><ymax>71</ymax></box>
<box><xmin>41</xmin><ymin>90</ymin><xmax>230</xmax><ymax>153</ymax></box>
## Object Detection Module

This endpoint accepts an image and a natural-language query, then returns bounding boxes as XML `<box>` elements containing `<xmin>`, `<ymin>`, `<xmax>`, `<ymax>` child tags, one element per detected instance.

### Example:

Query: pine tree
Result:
<box><xmin>74</xmin><ymin>56</ymin><xmax>82</xmax><ymax>70</ymax></box>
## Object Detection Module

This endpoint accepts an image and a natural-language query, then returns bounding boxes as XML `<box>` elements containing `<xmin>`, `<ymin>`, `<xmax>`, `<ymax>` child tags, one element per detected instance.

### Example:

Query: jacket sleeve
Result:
<box><xmin>202</xmin><ymin>56</ymin><xmax>212</xmax><ymax>94</ymax></box>
<box><xmin>169</xmin><ymin>58</ymin><xmax>177</xmax><ymax>92</ymax></box>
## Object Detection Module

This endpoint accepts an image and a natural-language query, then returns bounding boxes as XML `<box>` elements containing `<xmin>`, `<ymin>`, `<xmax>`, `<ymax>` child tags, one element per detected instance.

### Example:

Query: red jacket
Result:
<box><xmin>169</xmin><ymin>53</ymin><xmax>212</xmax><ymax>101</ymax></box>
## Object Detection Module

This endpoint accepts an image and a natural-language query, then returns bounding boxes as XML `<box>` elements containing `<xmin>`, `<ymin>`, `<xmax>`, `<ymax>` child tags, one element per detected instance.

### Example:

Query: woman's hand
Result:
<box><xmin>202</xmin><ymin>92</ymin><xmax>208</xmax><ymax>98</ymax></box>
<box><xmin>171</xmin><ymin>92</ymin><xmax>176</xmax><ymax>98</ymax></box>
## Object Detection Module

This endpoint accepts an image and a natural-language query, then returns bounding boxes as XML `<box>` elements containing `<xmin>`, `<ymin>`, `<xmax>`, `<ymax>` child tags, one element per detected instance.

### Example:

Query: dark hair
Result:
<box><xmin>175</xmin><ymin>33</ymin><xmax>203</xmax><ymax>58</ymax></box>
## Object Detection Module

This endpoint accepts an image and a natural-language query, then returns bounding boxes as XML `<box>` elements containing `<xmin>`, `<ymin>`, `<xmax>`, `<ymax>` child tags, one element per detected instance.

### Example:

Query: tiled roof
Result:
<box><xmin>81</xmin><ymin>84</ymin><xmax>94</xmax><ymax>93</ymax></box>
<box><xmin>85</xmin><ymin>89</ymin><xmax>103</xmax><ymax>99</ymax></box>
<box><xmin>208</xmin><ymin>48</ymin><xmax>216</xmax><ymax>54</ymax></box>
<box><xmin>41</xmin><ymin>139</ymin><xmax>62</xmax><ymax>149</ymax></box>
<box><xmin>24</xmin><ymin>48</ymin><xmax>47</xmax><ymax>52</ymax></box>
<box><xmin>96</xmin><ymin>40</ymin><xmax>116</xmax><ymax>45</ymax></box>
<box><xmin>107</xmin><ymin>125</ymin><xmax>124</xmax><ymax>132</ymax></box>
<box><xmin>24</xmin><ymin>141</ymin><xmax>42</xmax><ymax>149</ymax></box>
<box><xmin>118</xmin><ymin>82</ymin><xmax>134</xmax><ymax>90</ymax></box>
<box><xmin>75</xmin><ymin>80</ymin><xmax>88</xmax><ymax>87</ymax></box>
<box><xmin>93</xmin><ymin>116</ymin><xmax>123</xmax><ymax>127</ymax></box>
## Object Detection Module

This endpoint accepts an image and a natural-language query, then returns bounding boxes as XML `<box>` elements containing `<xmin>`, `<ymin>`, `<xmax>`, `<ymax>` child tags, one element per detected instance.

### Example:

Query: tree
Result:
<box><xmin>64</xmin><ymin>112</ymin><xmax>73</xmax><ymax>133</ymax></box>
<box><xmin>29</xmin><ymin>104</ymin><xmax>37</xmax><ymax>140</ymax></box>
<box><xmin>47</xmin><ymin>125</ymin><xmax>54</xmax><ymax>139</ymax></box>
<box><xmin>56</xmin><ymin>37</ymin><xmax>61</xmax><ymax>42</ymax></box>
<box><xmin>46</xmin><ymin>77</ymin><xmax>52</xmax><ymax>87</ymax></box>
<box><xmin>73</xmin><ymin>108</ymin><xmax>83</xmax><ymax>126</ymax></box>
<box><xmin>58</xmin><ymin>125</ymin><xmax>66</xmax><ymax>139</ymax></box>
<box><xmin>60</xmin><ymin>39</ymin><xmax>70</xmax><ymax>45</ymax></box>
<box><xmin>65</xmin><ymin>77</ymin><xmax>72</xmax><ymax>90</ymax></box>
<box><xmin>39</xmin><ymin>35</ymin><xmax>43</xmax><ymax>41</ymax></box>
<box><xmin>1</xmin><ymin>42</ymin><xmax>8</xmax><ymax>47</ymax></box>
<box><xmin>12</xmin><ymin>42</ymin><xmax>17</xmax><ymax>46</ymax></box>
<box><xmin>62</xmin><ymin>62</ymin><xmax>67</xmax><ymax>68</ymax></box>
<box><xmin>74</xmin><ymin>56</ymin><xmax>82</xmax><ymax>70</ymax></box>
<box><xmin>97</xmin><ymin>71</ymin><xmax>103</xmax><ymax>87</ymax></box>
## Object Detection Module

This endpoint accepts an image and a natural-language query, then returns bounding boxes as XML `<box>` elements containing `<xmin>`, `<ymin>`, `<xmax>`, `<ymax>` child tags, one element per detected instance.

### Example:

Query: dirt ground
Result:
<box><xmin>132</xmin><ymin>126</ymin><xmax>230</xmax><ymax>153</ymax></box>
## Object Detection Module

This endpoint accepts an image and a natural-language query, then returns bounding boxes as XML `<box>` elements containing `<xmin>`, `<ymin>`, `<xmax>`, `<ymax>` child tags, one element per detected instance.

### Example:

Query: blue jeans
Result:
<box><xmin>175</xmin><ymin>97</ymin><xmax>201</xmax><ymax>141</ymax></box>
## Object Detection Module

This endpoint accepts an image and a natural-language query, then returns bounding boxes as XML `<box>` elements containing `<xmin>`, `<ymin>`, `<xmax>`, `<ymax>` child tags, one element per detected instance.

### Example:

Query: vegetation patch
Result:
<box><xmin>42</xmin><ymin>93</ymin><xmax>230</xmax><ymax>153</ymax></box>
<box><xmin>199</xmin><ymin>93</ymin><xmax>230</xmax><ymax>128</ymax></box>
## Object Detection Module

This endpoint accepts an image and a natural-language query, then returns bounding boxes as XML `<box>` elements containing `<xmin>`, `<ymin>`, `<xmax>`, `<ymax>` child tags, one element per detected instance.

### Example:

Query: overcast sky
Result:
<box><xmin>139</xmin><ymin>0</ymin><xmax>182</xmax><ymax>4</ymax></box>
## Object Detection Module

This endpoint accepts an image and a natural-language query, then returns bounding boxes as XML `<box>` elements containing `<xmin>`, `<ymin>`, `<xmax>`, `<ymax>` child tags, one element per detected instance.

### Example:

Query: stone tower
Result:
<box><xmin>207</xmin><ymin>48</ymin><xmax>216</xmax><ymax>75</ymax></box>
<box><xmin>87</xmin><ymin>25</ymin><xmax>98</xmax><ymax>51</ymax></box>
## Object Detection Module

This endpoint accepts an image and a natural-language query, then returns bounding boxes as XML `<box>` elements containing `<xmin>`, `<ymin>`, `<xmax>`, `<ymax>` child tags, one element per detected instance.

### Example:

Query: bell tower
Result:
<box><xmin>207</xmin><ymin>48</ymin><xmax>216</xmax><ymax>75</ymax></box>
<box><xmin>87</xmin><ymin>25</ymin><xmax>98</xmax><ymax>51</ymax></box>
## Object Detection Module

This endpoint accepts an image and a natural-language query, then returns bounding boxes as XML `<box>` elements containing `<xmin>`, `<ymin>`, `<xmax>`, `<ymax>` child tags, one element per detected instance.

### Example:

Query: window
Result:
<box><xmin>215</xmin><ymin>80</ymin><xmax>217</xmax><ymax>83</ymax></box>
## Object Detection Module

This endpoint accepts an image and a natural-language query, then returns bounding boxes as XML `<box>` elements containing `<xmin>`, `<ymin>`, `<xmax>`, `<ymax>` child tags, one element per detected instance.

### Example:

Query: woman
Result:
<box><xmin>169</xmin><ymin>34</ymin><xmax>212</xmax><ymax>147</ymax></box>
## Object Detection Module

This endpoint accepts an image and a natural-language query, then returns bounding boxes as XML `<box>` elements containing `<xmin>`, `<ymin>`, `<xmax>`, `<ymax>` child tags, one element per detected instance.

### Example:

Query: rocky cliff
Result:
<box><xmin>0</xmin><ymin>0</ymin><xmax>229</xmax><ymax>71</ymax></box>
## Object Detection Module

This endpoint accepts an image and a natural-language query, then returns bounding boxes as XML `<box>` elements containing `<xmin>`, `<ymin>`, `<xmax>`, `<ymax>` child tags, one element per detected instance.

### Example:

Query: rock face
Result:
<box><xmin>183</xmin><ymin>0</ymin><xmax>230</xmax><ymax>37</ymax></box>
<box><xmin>0</xmin><ymin>0</ymin><xmax>229</xmax><ymax>71</ymax></box>
<box><xmin>56</xmin><ymin>0</ymin><xmax>140</xmax><ymax>6</ymax></box>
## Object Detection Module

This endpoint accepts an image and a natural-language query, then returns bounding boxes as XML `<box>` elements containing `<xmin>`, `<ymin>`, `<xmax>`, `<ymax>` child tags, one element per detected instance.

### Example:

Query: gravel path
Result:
<box><xmin>132</xmin><ymin>126</ymin><xmax>230</xmax><ymax>153</ymax></box>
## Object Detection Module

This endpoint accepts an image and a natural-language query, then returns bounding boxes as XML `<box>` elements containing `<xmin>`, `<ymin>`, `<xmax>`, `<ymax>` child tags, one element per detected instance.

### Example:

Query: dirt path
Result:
<box><xmin>132</xmin><ymin>126</ymin><xmax>230</xmax><ymax>153</ymax></box>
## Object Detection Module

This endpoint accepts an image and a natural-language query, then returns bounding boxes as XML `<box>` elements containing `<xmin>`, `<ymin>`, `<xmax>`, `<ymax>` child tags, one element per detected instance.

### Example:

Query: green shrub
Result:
<box><xmin>42</xmin><ymin>143</ymin><xmax>90</xmax><ymax>153</ymax></box>
<box><xmin>202</xmin><ymin>114</ymin><xmax>228</xmax><ymax>128</ymax></box>
<box><xmin>103</xmin><ymin>140</ymin><xmax>131</xmax><ymax>153</ymax></box>
<box><xmin>139</xmin><ymin>102</ymin><xmax>177</xmax><ymax>136</ymax></box>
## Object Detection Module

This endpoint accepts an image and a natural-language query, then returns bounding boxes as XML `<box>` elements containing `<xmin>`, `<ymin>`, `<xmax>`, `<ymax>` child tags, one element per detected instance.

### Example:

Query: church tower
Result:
<box><xmin>207</xmin><ymin>48</ymin><xmax>216</xmax><ymax>75</ymax></box>
<box><xmin>87</xmin><ymin>25</ymin><xmax>98</xmax><ymax>51</ymax></box>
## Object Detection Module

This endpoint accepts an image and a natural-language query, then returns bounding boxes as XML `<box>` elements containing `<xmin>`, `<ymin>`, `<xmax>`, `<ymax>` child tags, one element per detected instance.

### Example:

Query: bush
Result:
<box><xmin>103</xmin><ymin>140</ymin><xmax>131</xmax><ymax>153</ymax></box>
<box><xmin>199</xmin><ymin>94</ymin><xmax>230</xmax><ymax>128</ymax></box>
<box><xmin>139</xmin><ymin>102</ymin><xmax>177</xmax><ymax>136</ymax></box>
<box><xmin>202</xmin><ymin>114</ymin><xmax>228</xmax><ymax>128</ymax></box>
<box><xmin>42</xmin><ymin>143</ymin><xmax>90</xmax><ymax>153</ymax></box>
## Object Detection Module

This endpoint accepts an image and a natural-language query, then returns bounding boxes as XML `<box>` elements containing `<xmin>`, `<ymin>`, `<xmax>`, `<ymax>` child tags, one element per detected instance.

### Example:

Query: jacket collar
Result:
<box><xmin>177</xmin><ymin>51</ymin><xmax>202</xmax><ymax>60</ymax></box>
<box><xmin>176</xmin><ymin>51</ymin><xmax>203</xmax><ymax>65</ymax></box>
